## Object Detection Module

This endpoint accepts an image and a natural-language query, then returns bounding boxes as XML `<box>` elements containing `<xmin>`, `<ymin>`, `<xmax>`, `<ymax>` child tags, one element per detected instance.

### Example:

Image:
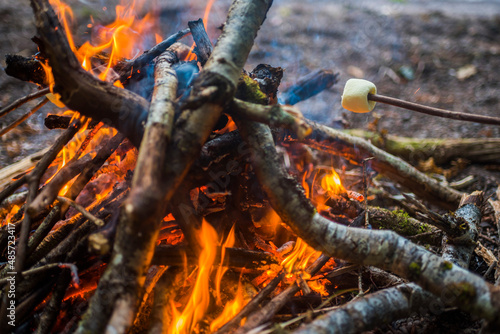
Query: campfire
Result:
<box><xmin>1</xmin><ymin>0</ymin><xmax>500</xmax><ymax>333</ymax></box>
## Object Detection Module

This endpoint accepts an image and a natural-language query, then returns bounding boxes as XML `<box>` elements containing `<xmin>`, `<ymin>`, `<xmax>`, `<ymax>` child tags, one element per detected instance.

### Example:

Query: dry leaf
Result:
<box><xmin>456</xmin><ymin>64</ymin><xmax>477</xmax><ymax>80</ymax></box>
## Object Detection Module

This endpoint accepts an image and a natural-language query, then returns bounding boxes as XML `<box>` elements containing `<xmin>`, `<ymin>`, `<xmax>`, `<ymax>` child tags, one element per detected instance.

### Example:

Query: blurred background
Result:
<box><xmin>1</xmin><ymin>0</ymin><xmax>500</xmax><ymax>167</ymax></box>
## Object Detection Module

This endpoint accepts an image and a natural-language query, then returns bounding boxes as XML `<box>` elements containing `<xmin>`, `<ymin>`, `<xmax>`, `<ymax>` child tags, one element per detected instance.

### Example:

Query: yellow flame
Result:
<box><xmin>1</xmin><ymin>205</ymin><xmax>20</xmax><ymax>227</ymax></box>
<box><xmin>169</xmin><ymin>219</ymin><xmax>218</xmax><ymax>334</ymax></box>
<box><xmin>308</xmin><ymin>279</ymin><xmax>329</xmax><ymax>297</ymax></box>
<box><xmin>215</xmin><ymin>224</ymin><xmax>236</xmax><ymax>305</ymax></box>
<box><xmin>281</xmin><ymin>238</ymin><xmax>320</xmax><ymax>278</ymax></box>
<box><xmin>321</xmin><ymin>170</ymin><xmax>346</xmax><ymax>196</ymax></box>
<box><xmin>210</xmin><ymin>281</ymin><xmax>245</xmax><ymax>332</ymax></box>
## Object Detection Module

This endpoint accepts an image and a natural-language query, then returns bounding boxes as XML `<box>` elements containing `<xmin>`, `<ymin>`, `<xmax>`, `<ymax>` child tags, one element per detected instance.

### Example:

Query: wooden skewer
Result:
<box><xmin>368</xmin><ymin>93</ymin><xmax>500</xmax><ymax>126</ymax></box>
<box><xmin>0</xmin><ymin>87</ymin><xmax>50</xmax><ymax>119</ymax></box>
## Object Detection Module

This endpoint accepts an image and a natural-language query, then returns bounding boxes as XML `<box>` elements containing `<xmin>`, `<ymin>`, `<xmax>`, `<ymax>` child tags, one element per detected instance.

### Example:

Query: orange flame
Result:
<box><xmin>321</xmin><ymin>170</ymin><xmax>346</xmax><ymax>196</ymax></box>
<box><xmin>1</xmin><ymin>205</ymin><xmax>20</xmax><ymax>227</ymax></box>
<box><xmin>169</xmin><ymin>219</ymin><xmax>218</xmax><ymax>334</ymax></box>
<box><xmin>281</xmin><ymin>238</ymin><xmax>321</xmax><ymax>279</ymax></box>
<box><xmin>308</xmin><ymin>278</ymin><xmax>329</xmax><ymax>296</ymax></box>
<box><xmin>46</xmin><ymin>0</ymin><xmax>161</xmax><ymax>89</ymax></box>
<box><xmin>210</xmin><ymin>281</ymin><xmax>245</xmax><ymax>332</ymax></box>
<box><xmin>215</xmin><ymin>224</ymin><xmax>236</xmax><ymax>305</ymax></box>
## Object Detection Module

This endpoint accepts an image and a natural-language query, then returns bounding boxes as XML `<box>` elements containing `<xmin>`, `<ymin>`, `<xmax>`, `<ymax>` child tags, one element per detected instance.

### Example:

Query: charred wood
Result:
<box><xmin>188</xmin><ymin>18</ymin><xmax>213</xmax><ymax>65</ymax></box>
<box><xmin>151</xmin><ymin>245</ymin><xmax>278</xmax><ymax>270</ymax></box>
<box><xmin>279</xmin><ymin>69</ymin><xmax>339</xmax><ymax>106</ymax></box>
<box><xmin>4</xmin><ymin>54</ymin><xmax>47</xmax><ymax>86</ymax></box>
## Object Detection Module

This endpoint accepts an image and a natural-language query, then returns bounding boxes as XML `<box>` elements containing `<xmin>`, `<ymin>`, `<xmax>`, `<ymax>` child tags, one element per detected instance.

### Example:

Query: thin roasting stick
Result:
<box><xmin>0</xmin><ymin>87</ymin><xmax>50</xmax><ymax>119</ymax></box>
<box><xmin>0</xmin><ymin>98</ymin><xmax>49</xmax><ymax>137</ymax></box>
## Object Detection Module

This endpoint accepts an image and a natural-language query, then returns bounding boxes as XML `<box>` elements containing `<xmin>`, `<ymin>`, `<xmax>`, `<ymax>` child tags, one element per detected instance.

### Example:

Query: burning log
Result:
<box><xmin>151</xmin><ymin>245</ymin><xmax>278</xmax><ymax>271</ymax></box>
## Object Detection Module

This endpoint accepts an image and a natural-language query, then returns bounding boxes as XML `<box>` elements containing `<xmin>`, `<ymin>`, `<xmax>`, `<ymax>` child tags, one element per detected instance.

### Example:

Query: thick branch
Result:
<box><xmin>237</xmin><ymin>120</ymin><xmax>500</xmax><ymax>327</ymax></box>
<box><xmin>230</xmin><ymin>99</ymin><xmax>311</xmax><ymax>139</ymax></box>
<box><xmin>76</xmin><ymin>50</ymin><xmax>178</xmax><ymax>333</ymax></box>
<box><xmin>346</xmin><ymin>129</ymin><xmax>500</xmax><ymax>165</ymax></box>
<box><xmin>293</xmin><ymin>192</ymin><xmax>484</xmax><ymax>334</ymax></box>
<box><xmin>294</xmin><ymin>283</ymin><xmax>433</xmax><ymax>334</ymax></box>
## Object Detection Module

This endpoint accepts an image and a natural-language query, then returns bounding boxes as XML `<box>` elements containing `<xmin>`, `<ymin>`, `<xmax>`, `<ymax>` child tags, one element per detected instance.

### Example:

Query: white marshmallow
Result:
<box><xmin>341</xmin><ymin>79</ymin><xmax>377</xmax><ymax>113</ymax></box>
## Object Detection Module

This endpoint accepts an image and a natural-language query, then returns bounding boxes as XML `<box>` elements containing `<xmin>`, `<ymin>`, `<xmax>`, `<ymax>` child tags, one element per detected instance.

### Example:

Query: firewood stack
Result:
<box><xmin>0</xmin><ymin>0</ymin><xmax>500</xmax><ymax>333</ymax></box>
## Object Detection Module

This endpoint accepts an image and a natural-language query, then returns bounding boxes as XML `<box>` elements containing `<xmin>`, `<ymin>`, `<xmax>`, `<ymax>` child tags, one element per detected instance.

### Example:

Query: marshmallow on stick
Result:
<box><xmin>341</xmin><ymin>78</ymin><xmax>500</xmax><ymax>126</ymax></box>
<box><xmin>341</xmin><ymin>78</ymin><xmax>377</xmax><ymax>113</ymax></box>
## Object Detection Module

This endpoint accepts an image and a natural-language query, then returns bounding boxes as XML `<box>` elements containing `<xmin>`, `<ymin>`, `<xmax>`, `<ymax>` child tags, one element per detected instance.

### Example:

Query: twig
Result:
<box><xmin>0</xmin><ymin>98</ymin><xmax>48</xmax><ymax>137</ymax></box>
<box><xmin>234</xmin><ymin>255</ymin><xmax>330</xmax><ymax>334</ymax></box>
<box><xmin>230</xmin><ymin>99</ymin><xmax>311</xmax><ymax>140</ymax></box>
<box><xmin>214</xmin><ymin>271</ymin><xmax>286</xmax><ymax>334</ymax></box>
<box><xmin>56</xmin><ymin>196</ymin><xmax>104</xmax><ymax>227</ymax></box>
<box><xmin>369</xmin><ymin>93</ymin><xmax>500</xmax><ymax>126</ymax></box>
<box><xmin>117</xmin><ymin>28</ymin><xmax>190</xmax><ymax>83</ymax></box>
<box><xmin>0</xmin><ymin>87</ymin><xmax>49</xmax><ymax>119</ymax></box>
<box><xmin>0</xmin><ymin>262</ymin><xmax>79</xmax><ymax>287</ymax></box>
<box><xmin>29</xmin><ymin>154</ymin><xmax>92</xmax><ymax>212</ymax></box>
<box><xmin>362</xmin><ymin>158</ymin><xmax>373</xmax><ymax>228</ymax></box>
